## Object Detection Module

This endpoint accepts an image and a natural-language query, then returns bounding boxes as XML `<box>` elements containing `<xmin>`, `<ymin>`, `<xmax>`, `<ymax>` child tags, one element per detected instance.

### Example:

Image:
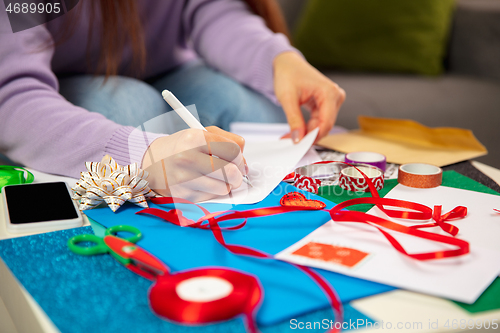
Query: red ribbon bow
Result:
<box><xmin>411</xmin><ymin>205</ymin><xmax>467</xmax><ymax>236</ymax></box>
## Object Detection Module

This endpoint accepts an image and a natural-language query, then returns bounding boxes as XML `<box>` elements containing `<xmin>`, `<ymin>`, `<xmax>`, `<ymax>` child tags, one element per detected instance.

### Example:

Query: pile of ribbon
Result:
<box><xmin>136</xmin><ymin>161</ymin><xmax>469</xmax><ymax>332</ymax></box>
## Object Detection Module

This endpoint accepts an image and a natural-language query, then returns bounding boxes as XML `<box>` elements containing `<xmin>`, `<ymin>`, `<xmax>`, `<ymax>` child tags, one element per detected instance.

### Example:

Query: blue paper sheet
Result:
<box><xmin>85</xmin><ymin>182</ymin><xmax>393</xmax><ymax>326</ymax></box>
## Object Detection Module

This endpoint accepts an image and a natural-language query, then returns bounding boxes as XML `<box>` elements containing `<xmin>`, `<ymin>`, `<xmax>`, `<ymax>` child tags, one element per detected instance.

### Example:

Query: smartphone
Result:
<box><xmin>2</xmin><ymin>182</ymin><xmax>83</xmax><ymax>234</ymax></box>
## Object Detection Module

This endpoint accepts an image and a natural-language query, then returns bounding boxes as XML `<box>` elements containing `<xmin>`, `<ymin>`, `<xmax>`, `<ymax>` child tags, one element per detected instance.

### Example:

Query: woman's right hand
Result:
<box><xmin>142</xmin><ymin>126</ymin><xmax>247</xmax><ymax>202</ymax></box>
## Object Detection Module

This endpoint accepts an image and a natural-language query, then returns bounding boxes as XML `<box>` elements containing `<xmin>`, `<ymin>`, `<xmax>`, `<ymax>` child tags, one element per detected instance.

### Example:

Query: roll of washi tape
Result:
<box><xmin>293</xmin><ymin>162</ymin><xmax>344</xmax><ymax>194</ymax></box>
<box><xmin>344</xmin><ymin>152</ymin><xmax>387</xmax><ymax>172</ymax></box>
<box><xmin>398</xmin><ymin>163</ymin><xmax>443</xmax><ymax>188</ymax></box>
<box><xmin>339</xmin><ymin>164</ymin><xmax>384</xmax><ymax>192</ymax></box>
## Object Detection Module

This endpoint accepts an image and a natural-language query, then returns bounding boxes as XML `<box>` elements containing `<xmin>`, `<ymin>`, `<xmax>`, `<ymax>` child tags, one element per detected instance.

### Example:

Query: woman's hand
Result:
<box><xmin>142</xmin><ymin>126</ymin><xmax>247</xmax><ymax>202</ymax></box>
<box><xmin>273</xmin><ymin>52</ymin><xmax>346</xmax><ymax>143</ymax></box>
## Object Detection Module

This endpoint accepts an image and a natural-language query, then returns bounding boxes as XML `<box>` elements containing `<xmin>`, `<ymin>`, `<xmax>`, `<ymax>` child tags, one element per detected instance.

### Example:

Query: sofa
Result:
<box><xmin>278</xmin><ymin>0</ymin><xmax>500</xmax><ymax>169</ymax></box>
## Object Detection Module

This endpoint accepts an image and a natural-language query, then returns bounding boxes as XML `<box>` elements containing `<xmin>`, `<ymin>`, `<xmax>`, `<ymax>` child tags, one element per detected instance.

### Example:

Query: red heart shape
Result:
<box><xmin>280</xmin><ymin>192</ymin><xmax>326</xmax><ymax>210</ymax></box>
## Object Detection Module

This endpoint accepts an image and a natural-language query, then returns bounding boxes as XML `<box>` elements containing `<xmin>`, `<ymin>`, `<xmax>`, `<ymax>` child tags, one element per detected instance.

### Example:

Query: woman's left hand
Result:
<box><xmin>273</xmin><ymin>51</ymin><xmax>346</xmax><ymax>143</ymax></box>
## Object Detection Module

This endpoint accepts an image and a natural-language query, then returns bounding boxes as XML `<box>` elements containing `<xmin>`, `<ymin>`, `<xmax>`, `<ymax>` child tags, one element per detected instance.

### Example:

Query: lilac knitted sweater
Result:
<box><xmin>0</xmin><ymin>0</ymin><xmax>296</xmax><ymax>177</ymax></box>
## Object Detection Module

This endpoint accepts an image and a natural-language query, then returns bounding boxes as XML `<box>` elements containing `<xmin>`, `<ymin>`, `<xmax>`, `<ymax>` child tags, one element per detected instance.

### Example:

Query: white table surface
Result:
<box><xmin>0</xmin><ymin>169</ymin><xmax>87</xmax><ymax>333</ymax></box>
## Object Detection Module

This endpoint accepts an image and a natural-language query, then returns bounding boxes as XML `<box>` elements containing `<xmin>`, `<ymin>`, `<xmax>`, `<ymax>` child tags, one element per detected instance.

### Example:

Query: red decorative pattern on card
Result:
<box><xmin>293</xmin><ymin>242</ymin><xmax>369</xmax><ymax>268</ymax></box>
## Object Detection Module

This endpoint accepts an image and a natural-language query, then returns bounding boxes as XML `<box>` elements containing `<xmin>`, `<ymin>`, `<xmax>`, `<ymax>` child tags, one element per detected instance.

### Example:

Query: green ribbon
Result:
<box><xmin>0</xmin><ymin>166</ymin><xmax>35</xmax><ymax>192</ymax></box>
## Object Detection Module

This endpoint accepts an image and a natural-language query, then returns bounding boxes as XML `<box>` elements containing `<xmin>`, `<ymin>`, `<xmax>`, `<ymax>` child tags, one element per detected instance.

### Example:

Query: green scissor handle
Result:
<box><xmin>68</xmin><ymin>234</ymin><xmax>109</xmax><ymax>256</ymax></box>
<box><xmin>68</xmin><ymin>225</ymin><xmax>143</xmax><ymax>256</ymax></box>
<box><xmin>105</xmin><ymin>225</ymin><xmax>143</xmax><ymax>244</ymax></box>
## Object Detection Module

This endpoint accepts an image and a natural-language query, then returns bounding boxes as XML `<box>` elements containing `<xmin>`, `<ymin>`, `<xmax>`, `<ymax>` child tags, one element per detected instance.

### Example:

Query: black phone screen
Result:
<box><xmin>5</xmin><ymin>182</ymin><xmax>78</xmax><ymax>224</ymax></box>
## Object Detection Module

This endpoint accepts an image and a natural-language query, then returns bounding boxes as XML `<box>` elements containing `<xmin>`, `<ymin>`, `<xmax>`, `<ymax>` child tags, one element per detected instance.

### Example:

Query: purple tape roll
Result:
<box><xmin>345</xmin><ymin>152</ymin><xmax>387</xmax><ymax>172</ymax></box>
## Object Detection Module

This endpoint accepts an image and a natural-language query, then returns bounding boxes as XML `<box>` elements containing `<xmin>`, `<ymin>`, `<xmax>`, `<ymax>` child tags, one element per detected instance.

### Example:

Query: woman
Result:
<box><xmin>0</xmin><ymin>0</ymin><xmax>345</xmax><ymax>202</ymax></box>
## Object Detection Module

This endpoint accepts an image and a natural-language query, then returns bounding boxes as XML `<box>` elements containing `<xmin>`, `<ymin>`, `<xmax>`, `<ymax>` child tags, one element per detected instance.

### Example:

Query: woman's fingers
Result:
<box><xmin>204</xmin><ymin>128</ymin><xmax>249</xmax><ymax>174</ymax></box>
<box><xmin>199</xmin><ymin>132</ymin><xmax>246</xmax><ymax>176</ymax></box>
<box><xmin>206</xmin><ymin>126</ymin><xmax>245</xmax><ymax>151</ymax></box>
<box><xmin>180</xmin><ymin>150</ymin><xmax>243</xmax><ymax>188</ymax></box>
<box><xmin>279</xmin><ymin>92</ymin><xmax>306</xmax><ymax>144</ymax></box>
<box><xmin>312</xmin><ymin>85</ymin><xmax>346</xmax><ymax>141</ymax></box>
<box><xmin>152</xmin><ymin>183</ymin><xmax>230</xmax><ymax>203</ymax></box>
<box><xmin>274</xmin><ymin>52</ymin><xmax>347</xmax><ymax>144</ymax></box>
<box><xmin>169</xmin><ymin>173</ymin><xmax>233</xmax><ymax>198</ymax></box>
<box><xmin>182</xmin><ymin>190</ymin><xmax>227</xmax><ymax>203</ymax></box>
<box><xmin>144</xmin><ymin>148</ymin><xmax>243</xmax><ymax>196</ymax></box>
<box><xmin>142</xmin><ymin>127</ymin><xmax>248</xmax><ymax>201</ymax></box>
<box><xmin>146</xmin><ymin>160</ymin><xmax>236</xmax><ymax>202</ymax></box>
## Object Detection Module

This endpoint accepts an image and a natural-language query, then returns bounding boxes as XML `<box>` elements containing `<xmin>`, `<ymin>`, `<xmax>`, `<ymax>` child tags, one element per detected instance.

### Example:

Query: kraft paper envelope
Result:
<box><xmin>317</xmin><ymin>116</ymin><xmax>487</xmax><ymax>167</ymax></box>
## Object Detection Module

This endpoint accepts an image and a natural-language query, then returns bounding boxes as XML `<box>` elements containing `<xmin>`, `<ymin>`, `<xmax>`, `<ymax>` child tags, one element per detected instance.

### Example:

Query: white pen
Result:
<box><xmin>161</xmin><ymin>90</ymin><xmax>253</xmax><ymax>187</ymax></box>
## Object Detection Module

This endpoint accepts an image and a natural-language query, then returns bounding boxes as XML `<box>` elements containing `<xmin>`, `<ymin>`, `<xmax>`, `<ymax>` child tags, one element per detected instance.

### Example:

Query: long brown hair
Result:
<box><xmin>62</xmin><ymin>0</ymin><xmax>290</xmax><ymax>78</ymax></box>
<box><xmin>89</xmin><ymin>0</ymin><xmax>146</xmax><ymax>78</ymax></box>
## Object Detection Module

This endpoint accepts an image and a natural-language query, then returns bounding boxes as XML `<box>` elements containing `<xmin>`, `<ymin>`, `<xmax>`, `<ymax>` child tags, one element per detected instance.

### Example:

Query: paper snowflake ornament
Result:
<box><xmin>72</xmin><ymin>155</ymin><xmax>156</xmax><ymax>212</ymax></box>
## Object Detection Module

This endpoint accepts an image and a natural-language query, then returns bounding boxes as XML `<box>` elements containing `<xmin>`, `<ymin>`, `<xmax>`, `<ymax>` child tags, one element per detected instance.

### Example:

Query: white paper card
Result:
<box><xmin>276</xmin><ymin>185</ymin><xmax>500</xmax><ymax>303</ymax></box>
<box><xmin>369</xmin><ymin>185</ymin><xmax>500</xmax><ymax>254</ymax></box>
<box><xmin>230</xmin><ymin>122</ymin><xmax>347</xmax><ymax>143</ymax></box>
<box><xmin>230</xmin><ymin>122</ymin><xmax>323</xmax><ymax>168</ymax></box>
<box><xmin>206</xmin><ymin>128</ymin><xmax>319</xmax><ymax>204</ymax></box>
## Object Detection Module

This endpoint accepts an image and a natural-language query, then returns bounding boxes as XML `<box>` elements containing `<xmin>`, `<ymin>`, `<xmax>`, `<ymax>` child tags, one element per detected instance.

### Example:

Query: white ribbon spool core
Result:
<box><xmin>176</xmin><ymin>276</ymin><xmax>234</xmax><ymax>302</ymax></box>
<box><xmin>341</xmin><ymin>166</ymin><xmax>382</xmax><ymax>179</ymax></box>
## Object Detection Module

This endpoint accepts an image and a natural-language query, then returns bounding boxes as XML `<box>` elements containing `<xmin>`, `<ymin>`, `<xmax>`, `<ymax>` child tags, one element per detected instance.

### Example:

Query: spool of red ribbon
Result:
<box><xmin>150</xmin><ymin>268</ymin><xmax>262</xmax><ymax>332</ymax></box>
<box><xmin>140</xmin><ymin>197</ymin><xmax>344</xmax><ymax>333</ymax></box>
<box><xmin>139</xmin><ymin>163</ymin><xmax>470</xmax><ymax>333</ymax></box>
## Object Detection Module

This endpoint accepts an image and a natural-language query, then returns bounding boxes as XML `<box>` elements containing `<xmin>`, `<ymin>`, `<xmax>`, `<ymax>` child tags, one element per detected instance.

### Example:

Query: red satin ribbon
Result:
<box><xmin>138</xmin><ymin>163</ymin><xmax>470</xmax><ymax>332</ymax></box>
<box><xmin>150</xmin><ymin>268</ymin><xmax>262</xmax><ymax>333</ymax></box>
<box><xmin>140</xmin><ymin>197</ymin><xmax>344</xmax><ymax>333</ymax></box>
<box><xmin>148</xmin><ymin>198</ymin><xmax>468</xmax><ymax>261</ymax></box>
<box><xmin>410</xmin><ymin>205</ymin><xmax>467</xmax><ymax>236</ymax></box>
<box><xmin>328</xmin><ymin>200</ymin><xmax>469</xmax><ymax>260</ymax></box>
<box><xmin>313</xmin><ymin>161</ymin><xmax>468</xmax><ymax>259</ymax></box>
<box><xmin>321</xmin><ymin>161</ymin><xmax>467</xmax><ymax>236</ymax></box>
<box><xmin>104</xmin><ymin>228</ymin><xmax>263</xmax><ymax>332</ymax></box>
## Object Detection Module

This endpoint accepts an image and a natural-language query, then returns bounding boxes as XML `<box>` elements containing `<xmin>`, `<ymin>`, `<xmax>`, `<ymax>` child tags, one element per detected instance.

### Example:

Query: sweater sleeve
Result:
<box><xmin>183</xmin><ymin>0</ymin><xmax>301</xmax><ymax>103</ymax></box>
<box><xmin>0</xmin><ymin>15</ymin><xmax>158</xmax><ymax>178</ymax></box>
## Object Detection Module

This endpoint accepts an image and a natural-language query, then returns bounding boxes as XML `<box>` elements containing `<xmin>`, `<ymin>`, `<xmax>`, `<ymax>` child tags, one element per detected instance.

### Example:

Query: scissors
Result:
<box><xmin>68</xmin><ymin>225</ymin><xmax>168</xmax><ymax>280</ymax></box>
